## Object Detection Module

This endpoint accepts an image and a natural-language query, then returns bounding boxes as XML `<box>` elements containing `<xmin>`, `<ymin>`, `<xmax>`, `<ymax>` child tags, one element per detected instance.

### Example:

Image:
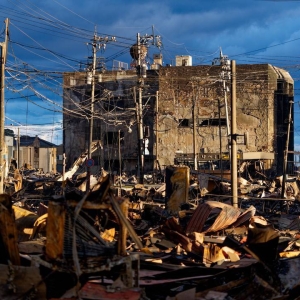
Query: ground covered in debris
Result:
<box><xmin>1</xmin><ymin>163</ymin><xmax>300</xmax><ymax>299</ymax></box>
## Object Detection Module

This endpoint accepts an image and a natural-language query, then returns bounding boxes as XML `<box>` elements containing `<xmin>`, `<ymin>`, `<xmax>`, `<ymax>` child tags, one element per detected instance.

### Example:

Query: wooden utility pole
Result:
<box><xmin>86</xmin><ymin>34</ymin><xmax>115</xmax><ymax>192</ymax></box>
<box><xmin>137</xmin><ymin>33</ymin><xmax>144</xmax><ymax>184</ymax></box>
<box><xmin>0</xmin><ymin>18</ymin><xmax>9</xmax><ymax>194</ymax></box>
<box><xmin>231</xmin><ymin>60</ymin><xmax>238</xmax><ymax>208</ymax></box>
<box><xmin>218</xmin><ymin>99</ymin><xmax>223</xmax><ymax>181</ymax></box>
<box><xmin>192</xmin><ymin>95</ymin><xmax>197</xmax><ymax>170</ymax></box>
<box><xmin>281</xmin><ymin>100</ymin><xmax>294</xmax><ymax>199</ymax></box>
<box><xmin>86</xmin><ymin>34</ymin><xmax>97</xmax><ymax>192</ymax></box>
<box><xmin>118</xmin><ymin>129</ymin><xmax>122</xmax><ymax>193</ymax></box>
<box><xmin>17</xmin><ymin>127</ymin><xmax>20</xmax><ymax>169</ymax></box>
<box><xmin>155</xmin><ymin>91</ymin><xmax>159</xmax><ymax>164</ymax></box>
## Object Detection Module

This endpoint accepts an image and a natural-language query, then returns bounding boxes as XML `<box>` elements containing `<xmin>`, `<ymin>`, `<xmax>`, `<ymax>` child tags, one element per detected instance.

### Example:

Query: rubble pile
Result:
<box><xmin>1</xmin><ymin>161</ymin><xmax>300</xmax><ymax>299</ymax></box>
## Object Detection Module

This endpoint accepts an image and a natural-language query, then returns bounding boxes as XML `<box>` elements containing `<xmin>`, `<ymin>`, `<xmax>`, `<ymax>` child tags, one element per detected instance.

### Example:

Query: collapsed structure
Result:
<box><xmin>1</xmin><ymin>159</ymin><xmax>300</xmax><ymax>299</ymax></box>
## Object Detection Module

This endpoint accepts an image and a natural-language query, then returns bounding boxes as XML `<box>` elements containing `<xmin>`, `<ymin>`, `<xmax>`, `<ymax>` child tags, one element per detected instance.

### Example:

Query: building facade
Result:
<box><xmin>156</xmin><ymin>64</ymin><xmax>294</xmax><ymax>175</ymax></box>
<box><xmin>63</xmin><ymin>63</ymin><xmax>294</xmax><ymax>176</ymax></box>
<box><xmin>6</xmin><ymin>134</ymin><xmax>57</xmax><ymax>174</ymax></box>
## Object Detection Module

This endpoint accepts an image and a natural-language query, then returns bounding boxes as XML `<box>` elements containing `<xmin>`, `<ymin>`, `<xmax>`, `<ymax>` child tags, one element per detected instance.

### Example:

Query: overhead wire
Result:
<box><xmin>2</xmin><ymin>1</ymin><xmax>300</xmax><ymax>144</ymax></box>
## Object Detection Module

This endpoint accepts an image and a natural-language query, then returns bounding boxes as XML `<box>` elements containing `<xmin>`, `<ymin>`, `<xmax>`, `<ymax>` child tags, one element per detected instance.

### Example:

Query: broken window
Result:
<box><xmin>102</xmin><ymin>98</ymin><xmax>125</xmax><ymax>112</ymax></box>
<box><xmin>85</xmin><ymin>125</ymin><xmax>101</xmax><ymax>140</ymax></box>
<box><xmin>103</xmin><ymin>131</ymin><xmax>124</xmax><ymax>145</ymax></box>
<box><xmin>198</xmin><ymin>118</ymin><xmax>227</xmax><ymax>126</ymax></box>
<box><xmin>85</xmin><ymin>89</ymin><xmax>102</xmax><ymax>101</ymax></box>
<box><xmin>178</xmin><ymin>119</ymin><xmax>191</xmax><ymax>127</ymax></box>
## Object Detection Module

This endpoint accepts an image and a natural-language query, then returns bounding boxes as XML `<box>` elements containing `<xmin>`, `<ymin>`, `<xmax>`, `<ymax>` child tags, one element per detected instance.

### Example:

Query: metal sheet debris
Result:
<box><xmin>2</xmin><ymin>153</ymin><xmax>300</xmax><ymax>299</ymax></box>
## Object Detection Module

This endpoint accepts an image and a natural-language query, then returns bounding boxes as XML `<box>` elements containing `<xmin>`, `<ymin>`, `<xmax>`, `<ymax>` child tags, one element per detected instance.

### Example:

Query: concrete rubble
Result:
<box><xmin>1</xmin><ymin>159</ymin><xmax>300</xmax><ymax>299</ymax></box>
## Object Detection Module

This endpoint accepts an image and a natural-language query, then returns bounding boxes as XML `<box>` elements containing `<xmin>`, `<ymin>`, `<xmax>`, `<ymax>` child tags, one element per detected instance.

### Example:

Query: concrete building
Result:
<box><xmin>63</xmin><ymin>69</ymin><xmax>154</xmax><ymax>175</ymax></box>
<box><xmin>157</xmin><ymin>64</ymin><xmax>294</xmax><ymax>175</ymax></box>
<box><xmin>63</xmin><ymin>63</ymin><xmax>294</xmax><ymax>176</ymax></box>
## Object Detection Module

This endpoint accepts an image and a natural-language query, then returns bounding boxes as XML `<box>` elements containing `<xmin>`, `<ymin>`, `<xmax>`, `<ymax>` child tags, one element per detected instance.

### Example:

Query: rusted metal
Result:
<box><xmin>118</xmin><ymin>198</ymin><xmax>128</xmax><ymax>256</ymax></box>
<box><xmin>109</xmin><ymin>192</ymin><xmax>144</xmax><ymax>251</ymax></box>
<box><xmin>186</xmin><ymin>201</ymin><xmax>246</xmax><ymax>234</ymax></box>
<box><xmin>0</xmin><ymin>194</ymin><xmax>20</xmax><ymax>265</ymax></box>
<box><xmin>45</xmin><ymin>201</ymin><xmax>65</xmax><ymax>261</ymax></box>
<box><xmin>165</xmin><ymin>165</ymin><xmax>190</xmax><ymax>213</ymax></box>
<box><xmin>4</xmin><ymin>144</ymin><xmax>300</xmax><ymax>299</ymax></box>
<box><xmin>79</xmin><ymin>282</ymin><xmax>141</xmax><ymax>300</ymax></box>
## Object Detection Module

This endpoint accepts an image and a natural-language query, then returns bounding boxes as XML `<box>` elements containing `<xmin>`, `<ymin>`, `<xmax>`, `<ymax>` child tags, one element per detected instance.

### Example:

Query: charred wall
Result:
<box><xmin>63</xmin><ymin>64</ymin><xmax>293</xmax><ymax>176</ymax></box>
<box><xmin>63</xmin><ymin>70</ymin><xmax>157</xmax><ymax>174</ymax></box>
<box><xmin>156</xmin><ymin>64</ymin><xmax>294</xmax><ymax>173</ymax></box>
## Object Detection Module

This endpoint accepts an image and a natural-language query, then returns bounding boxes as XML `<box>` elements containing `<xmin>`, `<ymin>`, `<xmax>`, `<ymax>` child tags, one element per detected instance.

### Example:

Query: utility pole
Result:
<box><xmin>138</xmin><ymin>85</ymin><xmax>145</xmax><ymax>183</ymax></box>
<box><xmin>0</xmin><ymin>18</ymin><xmax>9</xmax><ymax>194</ymax></box>
<box><xmin>86</xmin><ymin>33</ymin><xmax>115</xmax><ymax>192</ymax></box>
<box><xmin>86</xmin><ymin>34</ymin><xmax>97</xmax><ymax>192</ymax></box>
<box><xmin>62</xmin><ymin>153</ymin><xmax>66</xmax><ymax>195</ymax></box>
<box><xmin>218</xmin><ymin>99</ymin><xmax>223</xmax><ymax>181</ymax></box>
<box><xmin>230</xmin><ymin>60</ymin><xmax>238</xmax><ymax>208</ymax></box>
<box><xmin>137</xmin><ymin>33</ymin><xmax>144</xmax><ymax>184</ymax></box>
<box><xmin>281</xmin><ymin>100</ymin><xmax>294</xmax><ymax>199</ymax></box>
<box><xmin>192</xmin><ymin>94</ymin><xmax>197</xmax><ymax>170</ymax></box>
<box><xmin>155</xmin><ymin>91</ymin><xmax>159</xmax><ymax>165</ymax></box>
<box><xmin>134</xmin><ymin>32</ymin><xmax>162</xmax><ymax>184</ymax></box>
<box><xmin>17</xmin><ymin>127</ymin><xmax>20</xmax><ymax>169</ymax></box>
<box><xmin>118</xmin><ymin>129</ymin><xmax>122</xmax><ymax>194</ymax></box>
<box><xmin>213</xmin><ymin>48</ymin><xmax>231</xmax><ymax>167</ymax></box>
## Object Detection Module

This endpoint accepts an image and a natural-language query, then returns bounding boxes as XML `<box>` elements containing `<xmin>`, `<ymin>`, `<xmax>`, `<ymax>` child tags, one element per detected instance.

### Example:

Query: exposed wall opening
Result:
<box><xmin>198</xmin><ymin>118</ymin><xmax>227</xmax><ymax>126</ymax></box>
<box><xmin>178</xmin><ymin>119</ymin><xmax>190</xmax><ymax>127</ymax></box>
<box><xmin>103</xmin><ymin>131</ymin><xmax>124</xmax><ymax>145</ymax></box>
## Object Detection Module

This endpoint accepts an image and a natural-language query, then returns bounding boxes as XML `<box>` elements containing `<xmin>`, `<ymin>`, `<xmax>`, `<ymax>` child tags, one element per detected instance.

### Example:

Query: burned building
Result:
<box><xmin>156</xmin><ymin>64</ymin><xmax>294</xmax><ymax>175</ymax></box>
<box><xmin>63</xmin><ymin>63</ymin><xmax>293</xmax><ymax>177</ymax></box>
<box><xmin>63</xmin><ymin>69</ymin><xmax>158</xmax><ymax>175</ymax></box>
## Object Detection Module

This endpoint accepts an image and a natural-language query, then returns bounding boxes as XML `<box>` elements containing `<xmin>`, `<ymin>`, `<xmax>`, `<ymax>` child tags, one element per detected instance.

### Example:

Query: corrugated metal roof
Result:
<box><xmin>186</xmin><ymin>201</ymin><xmax>248</xmax><ymax>234</ymax></box>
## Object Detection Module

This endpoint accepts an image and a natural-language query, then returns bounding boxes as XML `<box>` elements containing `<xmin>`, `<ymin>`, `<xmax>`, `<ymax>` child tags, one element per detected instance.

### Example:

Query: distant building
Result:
<box><xmin>56</xmin><ymin>144</ymin><xmax>64</xmax><ymax>173</ymax></box>
<box><xmin>63</xmin><ymin>62</ymin><xmax>294</xmax><ymax>176</ymax></box>
<box><xmin>6</xmin><ymin>133</ymin><xmax>58</xmax><ymax>174</ymax></box>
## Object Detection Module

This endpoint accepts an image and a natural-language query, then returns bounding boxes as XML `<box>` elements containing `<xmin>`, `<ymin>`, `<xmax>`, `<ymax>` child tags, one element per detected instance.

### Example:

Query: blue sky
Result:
<box><xmin>0</xmin><ymin>0</ymin><xmax>300</xmax><ymax>149</ymax></box>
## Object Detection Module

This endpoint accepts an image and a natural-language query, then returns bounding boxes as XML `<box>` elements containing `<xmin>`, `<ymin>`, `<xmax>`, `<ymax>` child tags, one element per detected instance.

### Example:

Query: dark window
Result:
<box><xmin>85</xmin><ymin>86</ymin><xmax>105</xmax><ymax>99</ymax></box>
<box><xmin>277</xmin><ymin>81</ymin><xmax>284</xmax><ymax>93</ymax></box>
<box><xmin>91</xmin><ymin>155</ymin><xmax>100</xmax><ymax>166</ymax></box>
<box><xmin>85</xmin><ymin>125</ymin><xmax>101</xmax><ymax>140</ymax></box>
<box><xmin>178</xmin><ymin>119</ymin><xmax>190</xmax><ymax>127</ymax></box>
<box><xmin>103</xmin><ymin>131</ymin><xmax>124</xmax><ymax>145</ymax></box>
<box><xmin>198</xmin><ymin>118</ymin><xmax>227</xmax><ymax>126</ymax></box>
<box><xmin>102</xmin><ymin>98</ymin><xmax>125</xmax><ymax>111</ymax></box>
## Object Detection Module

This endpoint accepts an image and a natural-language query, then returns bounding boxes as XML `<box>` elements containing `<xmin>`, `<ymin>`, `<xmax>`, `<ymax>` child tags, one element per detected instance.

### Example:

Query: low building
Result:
<box><xmin>8</xmin><ymin>135</ymin><xmax>57</xmax><ymax>174</ymax></box>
